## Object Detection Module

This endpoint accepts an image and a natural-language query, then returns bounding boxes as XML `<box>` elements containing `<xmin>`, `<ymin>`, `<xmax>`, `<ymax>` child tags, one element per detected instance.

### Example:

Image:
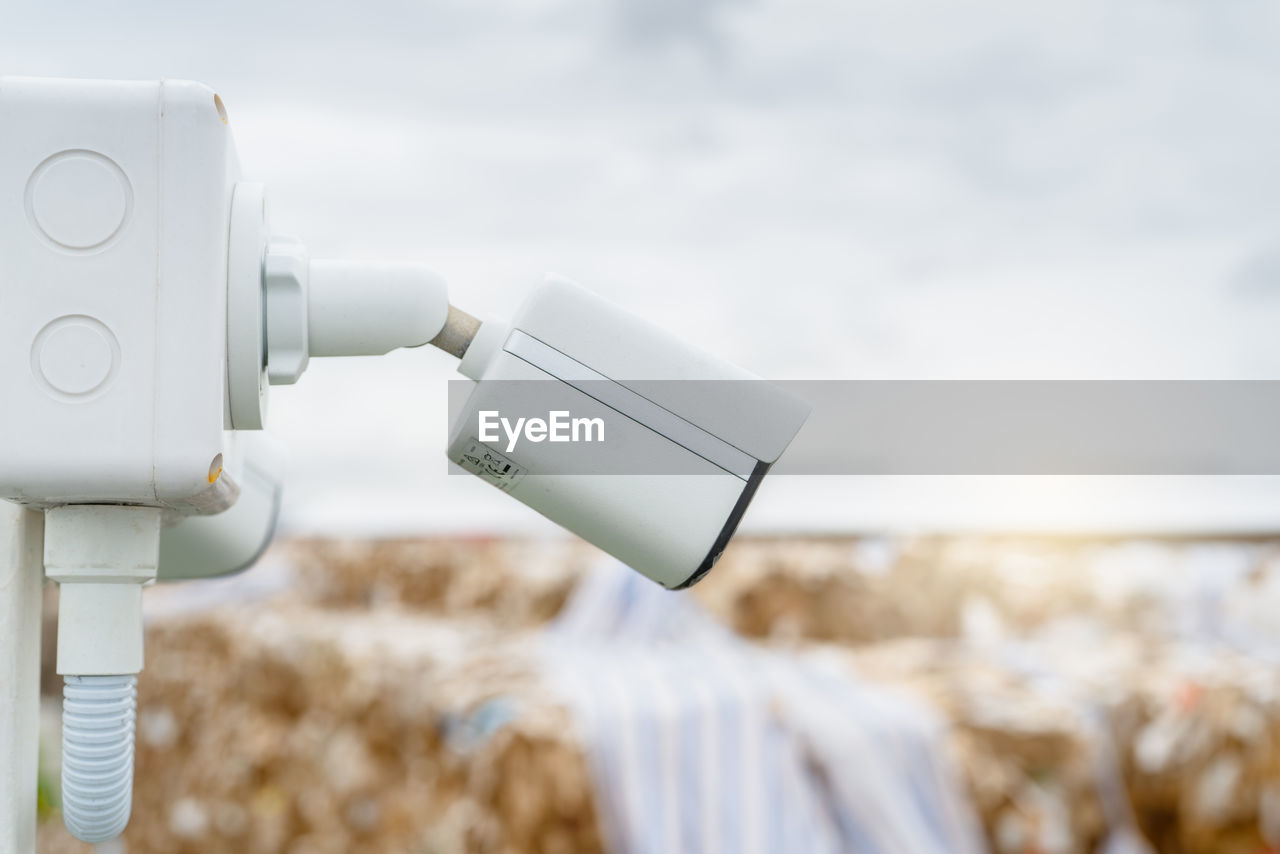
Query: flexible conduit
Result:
<box><xmin>60</xmin><ymin>674</ymin><xmax>136</xmax><ymax>843</ymax></box>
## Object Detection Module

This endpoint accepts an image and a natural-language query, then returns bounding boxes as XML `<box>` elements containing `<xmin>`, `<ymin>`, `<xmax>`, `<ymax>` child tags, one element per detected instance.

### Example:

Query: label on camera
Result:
<box><xmin>455</xmin><ymin>438</ymin><xmax>527</xmax><ymax>492</ymax></box>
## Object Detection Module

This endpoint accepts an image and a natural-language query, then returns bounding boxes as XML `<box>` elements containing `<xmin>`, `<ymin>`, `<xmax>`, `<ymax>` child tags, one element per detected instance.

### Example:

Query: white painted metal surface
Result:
<box><xmin>0</xmin><ymin>502</ymin><xmax>43</xmax><ymax>854</ymax></box>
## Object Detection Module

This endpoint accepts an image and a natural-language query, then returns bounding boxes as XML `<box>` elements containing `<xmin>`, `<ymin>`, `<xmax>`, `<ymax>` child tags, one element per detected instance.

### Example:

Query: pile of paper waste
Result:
<box><xmin>34</xmin><ymin>536</ymin><xmax>1280</xmax><ymax>854</ymax></box>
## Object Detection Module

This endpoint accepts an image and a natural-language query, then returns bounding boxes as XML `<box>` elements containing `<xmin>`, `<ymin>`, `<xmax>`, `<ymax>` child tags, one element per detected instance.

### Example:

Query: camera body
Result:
<box><xmin>448</xmin><ymin>277</ymin><xmax>809</xmax><ymax>588</ymax></box>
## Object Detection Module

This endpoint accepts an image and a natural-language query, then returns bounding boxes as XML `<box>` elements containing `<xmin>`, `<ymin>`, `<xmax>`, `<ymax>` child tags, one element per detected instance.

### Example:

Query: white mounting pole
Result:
<box><xmin>0</xmin><ymin>501</ymin><xmax>44</xmax><ymax>854</ymax></box>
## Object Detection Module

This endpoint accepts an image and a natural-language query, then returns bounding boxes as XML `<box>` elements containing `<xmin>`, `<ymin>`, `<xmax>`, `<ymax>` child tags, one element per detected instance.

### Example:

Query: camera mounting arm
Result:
<box><xmin>225</xmin><ymin>182</ymin><xmax>476</xmax><ymax>429</ymax></box>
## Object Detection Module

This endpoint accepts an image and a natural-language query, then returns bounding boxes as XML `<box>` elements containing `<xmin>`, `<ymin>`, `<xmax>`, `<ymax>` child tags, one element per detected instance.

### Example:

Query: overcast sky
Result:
<box><xmin>7</xmin><ymin>1</ymin><xmax>1280</xmax><ymax>534</ymax></box>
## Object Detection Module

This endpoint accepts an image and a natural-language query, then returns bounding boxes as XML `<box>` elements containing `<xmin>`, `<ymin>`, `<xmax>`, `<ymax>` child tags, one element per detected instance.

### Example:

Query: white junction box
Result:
<box><xmin>0</xmin><ymin>77</ymin><xmax>239</xmax><ymax>511</ymax></box>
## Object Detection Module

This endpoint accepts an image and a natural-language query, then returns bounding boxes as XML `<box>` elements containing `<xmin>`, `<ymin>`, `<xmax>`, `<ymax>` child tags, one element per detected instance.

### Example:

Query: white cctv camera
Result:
<box><xmin>448</xmin><ymin>276</ymin><xmax>809</xmax><ymax>589</ymax></box>
<box><xmin>0</xmin><ymin>75</ymin><xmax>806</xmax><ymax>843</ymax></box>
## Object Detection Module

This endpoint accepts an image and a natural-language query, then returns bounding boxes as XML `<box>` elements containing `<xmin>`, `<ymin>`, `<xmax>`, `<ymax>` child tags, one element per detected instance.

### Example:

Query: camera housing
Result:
<box><xmin>448</xmin><ymin>277</ymin><xmax>809</xmax><ymax>589</ymax></box>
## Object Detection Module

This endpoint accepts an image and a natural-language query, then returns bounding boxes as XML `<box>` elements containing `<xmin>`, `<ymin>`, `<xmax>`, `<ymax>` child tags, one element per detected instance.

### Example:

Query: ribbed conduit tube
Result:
<box><xmin>60</xmin><ymin>674</ymin><xmax>136</xmax><ymax>843</ymax></box>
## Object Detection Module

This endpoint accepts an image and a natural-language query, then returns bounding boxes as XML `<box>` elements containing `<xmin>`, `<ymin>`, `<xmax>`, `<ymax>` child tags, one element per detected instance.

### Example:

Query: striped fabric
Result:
<box><xmin>542</xmin><ymin>562</ymin><xmax>987</xmax><ymax>854</ymax></box>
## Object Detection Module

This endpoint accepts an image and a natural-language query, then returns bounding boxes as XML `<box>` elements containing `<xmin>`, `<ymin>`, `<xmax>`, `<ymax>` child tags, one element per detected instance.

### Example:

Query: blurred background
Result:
<box><xmin>8</xmin><ymin>1</ymin><xmax>1280</xmax><ymax>852</ymax></box>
